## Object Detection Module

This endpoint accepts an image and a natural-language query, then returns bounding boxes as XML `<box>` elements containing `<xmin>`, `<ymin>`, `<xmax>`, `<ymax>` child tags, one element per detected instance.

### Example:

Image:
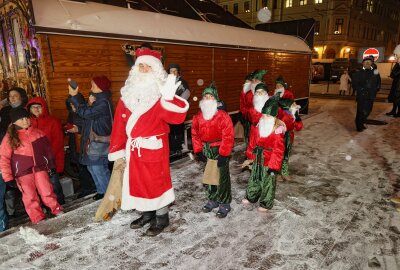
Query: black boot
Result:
<box><xmin>145</xmin><ymin>213</ymin><xmax>170</xmax><ymax>236</ymax></box>
<box><xmin>130</xmin><ymin>211</ymin><xmax>156</xmax><ymax>229</ymax></box>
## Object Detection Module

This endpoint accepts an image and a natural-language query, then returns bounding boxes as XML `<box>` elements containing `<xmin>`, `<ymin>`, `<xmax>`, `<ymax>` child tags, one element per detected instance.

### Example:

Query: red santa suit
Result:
<box><xmin>108</xmin><ymin>51</ymin><xmax>189</xmax><ymax>212</ymax></box>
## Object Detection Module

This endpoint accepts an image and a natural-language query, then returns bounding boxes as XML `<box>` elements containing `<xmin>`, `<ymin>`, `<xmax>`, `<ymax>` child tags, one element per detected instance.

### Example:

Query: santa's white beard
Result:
<box><xmin>253</xmin><ymin>95</ymin><xmax>269</xmax><ymax>113</ymax></box>
<box><xmin>120</xmin><ymin>66</ymin><xmax>165</xmax><ymax>112</ymax></box>
<box><xmin>258</xmin><ymin>117</ymin><xmax>275</xmax><ymax>137</ymax></box>
<box><xmin>274</xmin><ymin>87</ymin><xmax>285</xmax><ymax>97</ymax></box>
<box><xmin>200</xmin><ymin>99</ymin><xmax>218</xmax><ymax>120</ymax></box>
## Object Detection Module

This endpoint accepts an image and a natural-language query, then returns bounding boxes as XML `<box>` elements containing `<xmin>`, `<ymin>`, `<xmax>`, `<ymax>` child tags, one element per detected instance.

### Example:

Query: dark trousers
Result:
<box><xmin>355</xmin><ymin>98</ymin><xmax>374</xmax><ymax>130</ymax></box>
<box><xmin>49</xmin><ymin>173</ymin><xmax>65</xmax><ymax>205</ymax></box>
<box><xmin>79</xmin><ymin>165</ymin><xmax>96</xmax><ymax>193</ymax></box>
<box><xmin>169</xmin><ymin>124</ymin><xmax>185</xmax><ymax>152</ymax></box>
<box><xmin>0</xmin><ymin>175</ymin><xmax>8</xmax><ymax>231</ymax></box>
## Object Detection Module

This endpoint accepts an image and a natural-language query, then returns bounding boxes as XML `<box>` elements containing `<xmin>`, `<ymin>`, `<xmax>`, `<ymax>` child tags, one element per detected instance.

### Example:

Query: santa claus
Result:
<box><xmin>108</xmin><ymin>46</ymin><xmax>189</xmax><ymax>236</ymax></box>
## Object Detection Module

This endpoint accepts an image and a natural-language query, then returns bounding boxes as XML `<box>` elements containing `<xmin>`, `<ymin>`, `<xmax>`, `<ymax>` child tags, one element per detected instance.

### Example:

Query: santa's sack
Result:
<box><xmin>202</xmin><ymin>159</ymin><xmax>220</xmax><ymax>186</ymax></box>
<box><xmin>234</xmin><ymin>121</ymin><xmax>244</xmax><ymax>139</ymax></box>
<box><xmin>95</xmin><ymin>158</ymin><xmax>125</xmax><ymax>221</ymax></box>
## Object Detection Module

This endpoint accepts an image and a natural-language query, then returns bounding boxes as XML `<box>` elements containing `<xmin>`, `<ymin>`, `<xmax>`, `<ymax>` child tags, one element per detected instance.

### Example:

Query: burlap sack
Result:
<box><xmin>234</xmin><ymin>121</ymin><xmax>244</xmax><ymax>139</ymax></box>
<box><xmin>95</xmin><ymin>158</ymin><xmax>125</xmax><ymax>221</ymax></box>
<box><xmin>202</xmin><ymin>159</ymin><xmax>220</xmax><ymax>186</ymax></box>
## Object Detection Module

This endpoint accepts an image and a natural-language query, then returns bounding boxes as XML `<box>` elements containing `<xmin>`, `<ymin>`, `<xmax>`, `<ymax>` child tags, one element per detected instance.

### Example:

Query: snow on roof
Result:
<box><xmin>32</xmin><ymin>0</ymin><xmax>311</xmax><ymax>53</ymax></box>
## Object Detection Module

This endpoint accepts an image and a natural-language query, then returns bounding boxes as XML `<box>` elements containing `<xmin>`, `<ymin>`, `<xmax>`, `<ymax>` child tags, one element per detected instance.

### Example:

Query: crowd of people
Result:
<box><xmin>1</xmin><ymin>43</ymin><xmax>399</xmax><ymax>236</ymax></box>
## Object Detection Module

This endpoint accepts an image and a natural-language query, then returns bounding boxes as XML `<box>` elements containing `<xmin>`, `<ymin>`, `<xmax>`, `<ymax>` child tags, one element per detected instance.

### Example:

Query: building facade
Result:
<box><xmin>216</xmin><ymin>0</ymin><xmax>400</xmax><ymax>61</ymax></box>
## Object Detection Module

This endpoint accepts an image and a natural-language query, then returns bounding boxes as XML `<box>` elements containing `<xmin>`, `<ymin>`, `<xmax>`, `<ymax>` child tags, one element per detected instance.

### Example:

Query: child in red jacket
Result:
<box><xmin>0</xmin><ymin>108</ymin><xmax>63</xmax><ymax>224</ymax></box>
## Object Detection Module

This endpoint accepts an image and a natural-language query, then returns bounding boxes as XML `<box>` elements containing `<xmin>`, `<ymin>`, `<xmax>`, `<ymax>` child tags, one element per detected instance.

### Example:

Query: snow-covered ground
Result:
<box><xmin>1</xmin><ymin>98</ymin><xmax>400</xmax><ymax>270</ymax></box>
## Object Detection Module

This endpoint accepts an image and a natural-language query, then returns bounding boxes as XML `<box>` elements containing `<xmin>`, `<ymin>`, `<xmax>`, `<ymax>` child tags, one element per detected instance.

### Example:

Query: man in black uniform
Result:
<box><xmin>352</xmin><ymin>55</ymin><xmax>381</xmax><ymax>132</ymax></box>
<box><xmin>168</xmin><ymin>63</ymin><xmax>190</xmax><ymax>155</ymax></box>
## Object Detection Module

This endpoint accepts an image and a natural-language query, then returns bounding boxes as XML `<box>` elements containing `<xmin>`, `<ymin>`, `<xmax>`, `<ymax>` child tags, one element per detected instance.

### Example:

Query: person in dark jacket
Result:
<box><xmin>0</xmin><ymin>87</ymin><xmax>28</xmax><ymax>218</ymax></box>
<box><xmin>168</xmin><ymin>63</ymin><xmax>190</xmax><ymax>155</ymax></box>
<box><xmin>351</xmin><ymin>56</ymin><xmax>381</xmax><ymax>132</ymax></box>
<box><xmin>65</xmin><ymin>94</ymin><xmax>96</xmax><ymax>198</ymax></box>
<box><xmin>386</xmin><ymin>59</ymin><xmax>400</xmax><ymax>117</ymax></box>
<box><xmin>68</xmin><ymin>76</ymin><xmax>113</xmax><ymax>201</ymax></box>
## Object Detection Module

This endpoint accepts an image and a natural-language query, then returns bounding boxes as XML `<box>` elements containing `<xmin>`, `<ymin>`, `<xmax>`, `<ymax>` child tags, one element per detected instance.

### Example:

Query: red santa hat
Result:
<box><xmin>134</xmin><ymin>47</ymin><xmax>162</xmax><ymax>68</ymax></box>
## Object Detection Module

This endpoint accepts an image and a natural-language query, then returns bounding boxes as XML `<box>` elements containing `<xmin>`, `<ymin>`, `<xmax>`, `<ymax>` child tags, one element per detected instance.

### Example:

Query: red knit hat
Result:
<box><xmin>92</xmin><ymin>76</ymin><xmax>111</xmax><ymax>91</ymax></box>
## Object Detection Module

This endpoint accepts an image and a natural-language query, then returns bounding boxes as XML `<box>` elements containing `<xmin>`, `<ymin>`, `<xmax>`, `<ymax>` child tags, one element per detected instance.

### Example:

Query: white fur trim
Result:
<box><xmin>135</xmin><ymin>55</ymin><xmax>161</xmax><ymax>68</ymax></box>
<box><xmin>160</xmin><ymin>95</ymin><xmax>189</xmax><ymax>113</ymax></box>
<box><xmin>121</xmin><ymin>188</ymin><xmax>175</xmax><ymax>212</ymax></box>
<box><xmin>108</xmin><ymin>150</ymin><xmax>125</xmax><ymax>161</ymax></box>
<box><xmin>394</xmin><ymin>44</ymin><xmax>400</xmax><ymax>56</ymax></box>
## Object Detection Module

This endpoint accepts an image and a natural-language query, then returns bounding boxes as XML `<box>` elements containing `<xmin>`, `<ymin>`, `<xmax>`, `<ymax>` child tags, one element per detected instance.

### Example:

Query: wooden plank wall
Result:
<box><xmin>38</xmin><ymin>34</ymin><xmax>310</xmax><ymax>123</ymax></box>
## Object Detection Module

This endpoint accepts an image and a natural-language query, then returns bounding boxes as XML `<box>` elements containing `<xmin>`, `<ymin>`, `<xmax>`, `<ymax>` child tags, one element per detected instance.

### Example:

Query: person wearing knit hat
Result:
<box><xmin>68</xmin><ymin>75</ymin><xmax>113</xmax><ymax>202</ymax></box>
<box><xmin>108</xmin><ymin>44</ymin><xmax>189</xmax><ymax>236</ymax></box>
<box><xmin>0</xmin><ymin>87</ymin><xmax>29</xmax><ymax>219</ymax></box>
<box><xmin>242</xmin><ymin>97</ymin><xmax>286</xmax><ymax>212</ymax></box>
<box><xmin>274</xmin><ymin>75</ymin><xmax>294</xmax><ymax>100</ymax></box>
<box><xmin>0</xmin><ymin>107</ymin><xmax>63</xmax><ymax>224</ymax></box>
<box><xmin>386</xmin><ymin>45</ymin><xmax>400</xmax><ymax>117</ymax></box>
<box><xmin>192</xmin><ymin>83</ymin><xmax>234</xmax><ymax>218</ymax></box>
<box><xmin>352</xmin><ymin>53</ymin><xmax>381</xmax><ymax>131</ymax></box>
<box><xmin>167</xmin><ymin>63</ymin><xmax>191</xmax><ymax>155</ymax></box>
<box><xmin>276</xmin><ymin>98</ymin><xmax>303</xmax><ymax>181</ymax></box>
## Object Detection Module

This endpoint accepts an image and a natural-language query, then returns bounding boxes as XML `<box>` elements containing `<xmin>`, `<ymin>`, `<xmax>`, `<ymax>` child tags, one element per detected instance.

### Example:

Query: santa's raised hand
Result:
<box><xmin>160</xmin><ymin>74</ymin><xmax>181</xmax><ymax>101</ymax></box>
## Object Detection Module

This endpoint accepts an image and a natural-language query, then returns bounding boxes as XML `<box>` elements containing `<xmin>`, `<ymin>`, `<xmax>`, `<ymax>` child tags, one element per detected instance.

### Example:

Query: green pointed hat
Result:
<box><xmin>275</xmin><ymin>75</ymin><xmax>287</xmax><ymax>87</ymax></box>
<box><xmin>253</xmin><ymin>69</ymin><xmax>267</xmax><ymax>81</ymax></box>
<box><xmin>244</xmin><ymin>71</ymin><xmax>255</xmax><ymax>81</ymax></box>
<box><xmin>202</xmin><ymin>82</ymin><xmax>219</xmax><ymax>101</ymax></box>
<box><xmin>278</xmin><ymin>98</ymin><xmax>294</xmax><ymax>110</ymax></box>
<box><xmin>254</xmin><ymin>83</ymin><xmax>268</xmax><ymax>93</ymax></box>
<box><xmin>261</xmin><ymin>97</ymin><xmax>279</xmax><ymax>117</ymax></box>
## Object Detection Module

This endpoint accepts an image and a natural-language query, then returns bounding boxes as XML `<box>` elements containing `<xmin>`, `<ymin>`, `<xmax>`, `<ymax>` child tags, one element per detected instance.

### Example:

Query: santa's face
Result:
<box><xmin>258</xmin><ymin>114</ymin><xmax>275</xmax><ymax>138</ymax></box>
<box><xmin>139</xmin><ymin>63</ymin><xmax>152</xmax><ymax>73</ymax></box>
<box><xmin>200</xmin><ymin>97</ymin><xmax>218</xmax><ymax>120</ymax></box>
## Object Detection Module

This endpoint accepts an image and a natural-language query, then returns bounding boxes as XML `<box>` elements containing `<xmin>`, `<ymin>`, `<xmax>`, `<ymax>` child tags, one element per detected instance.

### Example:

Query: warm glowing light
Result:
<box><xmin>314</xmin><ymin>47</ymin><xmax>319</xmax><ymax>52</ymax></box>
<box><xmin>345</xmin><ymin>48</ymin><xmax>351</xmax><ymax>53</ymax></box>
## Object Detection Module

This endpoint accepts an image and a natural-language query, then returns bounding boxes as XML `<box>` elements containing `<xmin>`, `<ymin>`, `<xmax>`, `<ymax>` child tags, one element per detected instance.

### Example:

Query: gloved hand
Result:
<box><xmin>48</xmin><ymin>168</ymin><xmax>57</xmax><ymax>177</ymax></box>
<box><xmin>295</xmin><ymin>112</ymin><xmax>301</xmax><ymax>122</ymax></box>
<box><xmin>267</xmin><ymin>169</ymin><xmax>278</xmax><ymax>176</ymax></box>
<box><xmin>160</xmin><ymin>74</ymin><xmax>182</xmax><ymax>101</ymax></box>
<box><xmin>6</xmin><ymin>180</ymin><xmax>17</xmax><ymax>189</ymax></box>
<box><xmin>243</xmin><ymin>82</ymin><xmax>252</xmax><ymax>93</ymax></box>
<box><xmin>217</xmin><ymin>155</ymin><xmax>228</xmax><ymax>168</ymax></box>
<box><xmin>195</xmin><ymin>152</ymin><xmax>207</xmax><ymax>163</ymax></box>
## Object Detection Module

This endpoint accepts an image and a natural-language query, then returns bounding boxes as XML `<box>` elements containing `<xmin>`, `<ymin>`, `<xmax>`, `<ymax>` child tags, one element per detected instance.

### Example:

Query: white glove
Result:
<box><xmin>160</xmin><ymin>74</ymin><xmax>181</xmax><ymax>101</ymax></box>
<box><xmin>243</xmin><ymin>82</ymin><xmax>252</xmax><ymax>93</ymax></box>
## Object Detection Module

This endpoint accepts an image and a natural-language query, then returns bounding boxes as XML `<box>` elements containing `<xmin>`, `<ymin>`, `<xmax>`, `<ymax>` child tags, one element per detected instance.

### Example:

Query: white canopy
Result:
<box><xmin>32</xmin><ymin>0</ymin><xmax>311</xmax><ymax>53</ymax></box>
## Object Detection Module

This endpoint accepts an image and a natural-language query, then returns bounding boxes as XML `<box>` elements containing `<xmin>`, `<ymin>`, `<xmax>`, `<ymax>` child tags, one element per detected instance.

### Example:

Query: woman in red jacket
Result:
<box><xmin>0</xmin><ymin>108</ymin><xmax>63</xmax><ymax>224</ymax></box>
<box><xmin>192</xmin><ymin>84</ymin><xmax>234</xmax><ymax>218</ymax></box>
<box><xmin>27</xmin><ymin>97</ymin><xmax>65</xmax><ymax>204</ymax></box>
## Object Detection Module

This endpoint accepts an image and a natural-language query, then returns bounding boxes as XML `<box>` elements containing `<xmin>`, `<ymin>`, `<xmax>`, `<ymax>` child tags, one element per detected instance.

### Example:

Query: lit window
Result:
<box><xmin>300</xmin><ymin>0</ymin><xmax>307</xmax><ymax>5</ymax></box>
<box><xmin>334</xmin><ymin>18</ymin><xmax>344</xmax><ymax>34</ymax></box>
<box><xmin>285</xmin><ymin>0</ymin><xmax>293</xmax><ymax>8</ymax></box>
<box><xmin>244</xmin><ymin>1</ymin><xmax>250</xmax><ymax>13</ymax></box>
<box><xmin>315</xmin><ymin>0</ymin><xmax>322</xmax><ymax>3</ymax></box>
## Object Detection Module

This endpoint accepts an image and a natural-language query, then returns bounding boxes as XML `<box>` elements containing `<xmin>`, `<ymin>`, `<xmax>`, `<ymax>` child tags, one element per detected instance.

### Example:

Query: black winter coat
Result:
<box><xmin>388</xmin><ymin>63</ymin><xmax>400</xmax><ymax>103</ymax></box>
<box><xmin>352</xmin><ymin>68</ymin><xmax>381</xmax><ymax>100</ymax></box>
